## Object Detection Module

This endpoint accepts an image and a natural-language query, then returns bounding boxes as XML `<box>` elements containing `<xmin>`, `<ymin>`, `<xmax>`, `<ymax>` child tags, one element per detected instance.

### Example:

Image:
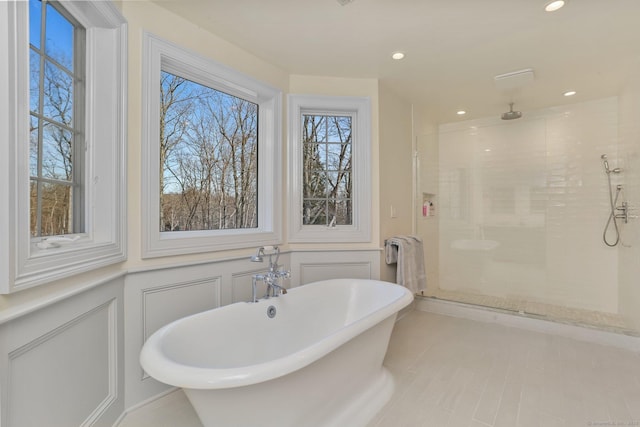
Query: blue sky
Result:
<box><xmin>29</xmin><ymin>0</ymin><xmax>74</xmax><ymax>71</ymax></box>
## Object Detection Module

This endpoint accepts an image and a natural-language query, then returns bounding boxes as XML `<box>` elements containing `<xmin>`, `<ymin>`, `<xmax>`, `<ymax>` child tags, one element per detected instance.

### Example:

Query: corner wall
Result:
<box><xmin>413</xmin><ymin>108</ymin><xmax>440</xmax><ymax>291</ymax></box>
<box><xmin>378</xmin><ymin>84</ymin><xmax>414</xmax><ymax>283</ymax></box>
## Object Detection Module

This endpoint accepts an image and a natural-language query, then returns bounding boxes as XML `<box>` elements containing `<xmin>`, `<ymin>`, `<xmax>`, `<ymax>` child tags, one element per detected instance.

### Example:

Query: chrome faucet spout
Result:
<box><xmin>249</xmin><ymin>245</ymin><xmax>290</xmax><ymax>301</ymax></box>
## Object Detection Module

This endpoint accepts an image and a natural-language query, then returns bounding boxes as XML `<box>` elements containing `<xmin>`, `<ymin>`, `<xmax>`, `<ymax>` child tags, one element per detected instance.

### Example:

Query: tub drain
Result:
<box><xmin>267</xmin><ymin>305</ymin><xmax>277</xmax><ymax>318</ymax></box>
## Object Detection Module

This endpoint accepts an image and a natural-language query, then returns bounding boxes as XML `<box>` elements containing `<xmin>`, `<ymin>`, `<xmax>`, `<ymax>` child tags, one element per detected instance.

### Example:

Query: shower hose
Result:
<box><xmin>603</xmin><ymin>174</ymin><xmax>621</xmax><ymax>247</ymax></box>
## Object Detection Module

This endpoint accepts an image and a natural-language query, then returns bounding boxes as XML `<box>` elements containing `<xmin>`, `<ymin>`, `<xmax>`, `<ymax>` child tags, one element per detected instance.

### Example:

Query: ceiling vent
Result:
<box><xmin>494</xmin><ymin>68</ymin><xmax>535</xmax><ymax>91</ymax></box>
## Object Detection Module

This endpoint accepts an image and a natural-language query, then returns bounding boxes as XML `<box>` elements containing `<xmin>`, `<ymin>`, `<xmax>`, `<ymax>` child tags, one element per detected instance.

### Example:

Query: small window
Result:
<box><xmin>302</xmin><ymin>114</ymin><xmax>353</xmax><ymax>226</ymax></box>
<box><xmin>160</xmin><ymin>71</ymin><xmax>259</xmax><ymax>232</ymax></box>
<box><xmin>142</xmin><ymin>33</ymin><xmax>282</xmax><ymax>258</ymax></box>
<box><xmin>288</xmin><ymin>94</ymin><xmax>371</xmax><ymax>243</ymax></box>
<box><xmin>29</xmin><ymin>0</ymin><xmax>85</xmax><ymax>237</ymax></box>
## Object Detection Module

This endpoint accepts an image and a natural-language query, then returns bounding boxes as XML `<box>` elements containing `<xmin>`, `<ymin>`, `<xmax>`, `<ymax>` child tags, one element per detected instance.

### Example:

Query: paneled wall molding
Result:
<box><xmin>123</xmin><ymin>248</ymin><xmax>380</xmax><ymax>408</ymax></box>
<box><xmin>140</xmin><ymin>277</ymin><xmax>222</xmax><ymax>381</ymax></box>
<box><xmin>0</xmin><ymin>248</ymin><xmax>381</xmax><ymax>426</ymax></box>
<box><xmin>0</xmin><ymin>276</ymin><xmax>124</xmax><ymax>427</ymax></box>
<box><xmin>300</xmin><ymin>262</ymin><xmax>373</xmax><ymax>284</ymax></box>
<box><xmin>0</xmin><ymin>270</ymin><xmax>126</xmax><ymax>326</ymax></box>
<box><xmin>290</xmin><ymin>249</ymin><xmax>381</xmax><ymax>286</ymax></box>
<box><xmin>8</xmin><ymin>299</ymin><xmax>119</xmax><ymax>427</ymax></box>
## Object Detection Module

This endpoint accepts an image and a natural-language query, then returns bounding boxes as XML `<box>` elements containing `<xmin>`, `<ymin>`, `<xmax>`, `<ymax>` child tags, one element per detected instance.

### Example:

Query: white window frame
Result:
<box><xmin>288</xmin><ymin>94</ymin><xmax>371</xmax><ymax>243</ymax></box>
<box><xmin>141</xmin><ymin>33</ymin><xmax>282</xmax><ymax>258</ymax></box>
<box><xmin>0</xmin><ymin>1</ymin><xmax>127</xmax><ymax>294</ymax></box>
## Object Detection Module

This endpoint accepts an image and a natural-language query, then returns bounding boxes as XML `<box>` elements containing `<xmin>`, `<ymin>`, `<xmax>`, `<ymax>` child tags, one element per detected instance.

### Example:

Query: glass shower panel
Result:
<box><xmin>419</xmin><ymin>97</ymin><xmax>622</xmax><ymax>321</ymax></box>
<box><xmin>438</xmin><ymin>118</ymin><xmax>548</xmax><ymax>300</ymax></box>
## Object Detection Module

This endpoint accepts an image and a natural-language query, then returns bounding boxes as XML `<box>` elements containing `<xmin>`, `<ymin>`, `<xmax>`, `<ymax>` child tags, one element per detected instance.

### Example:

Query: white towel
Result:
<box><xmin>385</xmin><ymin>235</ymin><xmax>427</xmax><ymax>294</ymax></box>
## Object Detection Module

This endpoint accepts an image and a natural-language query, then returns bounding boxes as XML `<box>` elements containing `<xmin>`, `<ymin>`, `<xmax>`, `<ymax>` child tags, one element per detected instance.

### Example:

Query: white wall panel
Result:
<box><xmin>123</xmin><ymin>250</ymin><xmax>379</xmax><ymax>408</ymax></box>
<box><xmin>8</xmin><ymin>301</ymin><xmax>116</xmax><ymax>427</ymax></box>
<box><xmin>0</xmin><ymin>276</ymin><xmax>124</xmax><ymax>427</ymax></box>
<box><xmin>124</xmin><ymin>253</ymin><xmax>290</xmax><ymax>407</ymax></box>
<box><xmin>142</xmin><ymin>278</ymin><xmax>221</xmax><ymax>344</ymax></box>
<box><xmin>231</xmin><ymin>269</ymin><xmax>269</xmax><ymax>303</ymax></box>
<box><xmin>0</xmin><ymin>249</ymin><xmax>382</xmax><ymax>424</ymax></box>
<box><xmin>300</xmin><ymin>262</ymin><xmax>372</xmax><ymax>284</ymax></box>
<box><xmin>290</xmin><ymin>250</ymin><xmax>380</xmax><ymax>286</ymax></box>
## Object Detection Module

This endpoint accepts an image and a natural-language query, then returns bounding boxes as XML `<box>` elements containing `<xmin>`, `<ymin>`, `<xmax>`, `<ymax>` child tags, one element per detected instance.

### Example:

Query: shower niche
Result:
<box><xmin>421</xmin><ymin>193</ymin><xmax>436</xmax><ymax>218</ymax></box>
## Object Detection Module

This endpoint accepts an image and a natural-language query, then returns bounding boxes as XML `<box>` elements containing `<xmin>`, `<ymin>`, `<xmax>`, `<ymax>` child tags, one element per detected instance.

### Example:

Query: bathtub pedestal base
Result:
<box><xmin>322</xmin><ymin>366</ymin><xmax>395</xmax><ymax>427</ymax></box>
<box><xmin>184</xmin><ymin>316</ymin><xmax>398</xmax><ymax>427</ymax></box>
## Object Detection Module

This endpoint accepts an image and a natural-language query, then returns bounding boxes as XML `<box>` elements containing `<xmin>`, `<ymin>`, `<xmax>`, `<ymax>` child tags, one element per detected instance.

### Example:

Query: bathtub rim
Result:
<box><xmin>139</xmin><ymin>278</ymin><xmax>413</xmax><ymax>389</ymax></box>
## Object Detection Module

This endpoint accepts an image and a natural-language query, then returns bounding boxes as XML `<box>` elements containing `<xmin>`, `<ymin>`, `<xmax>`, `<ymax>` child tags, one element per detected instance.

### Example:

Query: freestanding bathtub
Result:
<box><xmin>140</xmin><ymin>278</ymin><xmax>414</xmax><ymax>427</ymax></box>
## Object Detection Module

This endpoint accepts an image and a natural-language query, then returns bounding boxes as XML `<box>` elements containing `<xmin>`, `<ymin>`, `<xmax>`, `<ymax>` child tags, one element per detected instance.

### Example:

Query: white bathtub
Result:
<box><xmin>140</xmin><ymin>278</ymin><xmax>413</xmax><ymax>427</ymax></box>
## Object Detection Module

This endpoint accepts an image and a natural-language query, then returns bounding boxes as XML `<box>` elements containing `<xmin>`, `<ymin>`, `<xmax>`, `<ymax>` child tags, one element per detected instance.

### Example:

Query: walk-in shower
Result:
<box><xmin>415</xmin><ymin>97</ymin><xmax>639</xmax><ymax>335</ymax></box>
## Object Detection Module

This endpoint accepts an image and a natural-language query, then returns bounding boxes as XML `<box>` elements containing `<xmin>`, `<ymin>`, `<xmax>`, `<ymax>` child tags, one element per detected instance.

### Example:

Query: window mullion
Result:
<box><xmin>72</xmin><ymin>24</ymin><xmax>86</xmax><ymax>234</ymax></box>
<box><xmin>35</xmin><ymin>1</ymin><xmax>46</xmax><ymax>237</ymax></box>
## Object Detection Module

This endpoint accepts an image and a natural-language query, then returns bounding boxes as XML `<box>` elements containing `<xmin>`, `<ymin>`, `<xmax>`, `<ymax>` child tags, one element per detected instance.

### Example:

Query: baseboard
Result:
<box><xmin>416</xmin><ymin>296</ymin><xmax>640</xmax><ymax>352</ymax></box>
<box><xmin>112</xmin><ymin>387</ymin><xmax>179</xmax><ymax>426</ymax></box>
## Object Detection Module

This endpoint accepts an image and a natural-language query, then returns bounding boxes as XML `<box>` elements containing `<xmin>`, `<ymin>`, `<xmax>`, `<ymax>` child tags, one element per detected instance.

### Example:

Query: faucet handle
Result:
<box><xmin>277</xmin><ymin>269</ymin><xmax>291</xmax><ymax>279</ymax></box>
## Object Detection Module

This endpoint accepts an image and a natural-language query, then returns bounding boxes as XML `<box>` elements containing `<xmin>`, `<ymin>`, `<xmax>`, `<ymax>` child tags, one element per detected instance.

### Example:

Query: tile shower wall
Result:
<box><xmin>436</xmin><ymin>97</ymin><xmax>620</xmax><ymax>313</ymax></box>
<box><xmin>618</xmin><ymin>58</ymin><xmax>640</xmax><ymax>331</ymax></box>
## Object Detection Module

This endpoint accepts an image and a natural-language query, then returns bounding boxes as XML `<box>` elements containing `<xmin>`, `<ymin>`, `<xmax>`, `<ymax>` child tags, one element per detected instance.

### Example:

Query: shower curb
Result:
<box><xmin>415</xmin><ymin>296</ymin><xmax>640</xmax><ymax>353</ymax></box>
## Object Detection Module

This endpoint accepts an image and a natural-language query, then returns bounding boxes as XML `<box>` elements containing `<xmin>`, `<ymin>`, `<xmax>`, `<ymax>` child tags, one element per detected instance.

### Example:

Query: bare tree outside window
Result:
<box><xmin>302</xmin><ymin>114</ymin><xmax>352</xmax><ymax>226</ymax></box>
<box><xmin>29</xmin><ymin>0</ymin><xmax>85</xmax><ymax>237</ymax></box>
<box><xmin>160</xmin><ymin>71</ymin><xmax>259</xmax><ymax>232</ymax></box>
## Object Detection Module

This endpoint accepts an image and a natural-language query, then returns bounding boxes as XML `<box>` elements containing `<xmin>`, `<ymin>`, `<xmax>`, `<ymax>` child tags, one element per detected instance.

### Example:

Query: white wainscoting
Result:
<box><xmin>0</xmin><ymin>249</ymin><xmax>381</xmax><ymax>426</ymax></box>
<box><xmin>123</xmin><ymin>253</ymin><xmax>292</xmax><ymax>408</ymax></box>
<box><xmin>0</xmin><ymin>275</ymin><xmax>125</xmax><ymax>427</ymax></box>
<box><xmin>291</xmin><ymin>249</ymin><xmax>380</xmax><ymax>285</ymax></box>
<box><xmin>123</xmin><ymin>249</ymin><xmax>380</xmax><ymax>409</ymax></box>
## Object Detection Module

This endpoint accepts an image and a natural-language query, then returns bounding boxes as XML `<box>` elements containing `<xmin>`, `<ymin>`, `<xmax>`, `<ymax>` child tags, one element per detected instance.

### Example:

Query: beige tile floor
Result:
<box><xmin>119</xmin><ymin>310</ymin><xmax>640</xmax><ymax>427</ymax></box>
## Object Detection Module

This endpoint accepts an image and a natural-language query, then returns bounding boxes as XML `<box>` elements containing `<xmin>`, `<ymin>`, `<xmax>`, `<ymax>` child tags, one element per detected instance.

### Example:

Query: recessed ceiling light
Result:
<box><xmin>391</xmin><ymin>52</ymin><xmax>405</xmax><ymax>60</ymax></box>
<box><xmin>545</xmin><ymin>0</ymin><xmax>565</xmax><ymax>12</ymax></box>
<box><xmin>484</xmin><ymin>148</ymin><xmax>492</xmax><ymax>152</ymax></box>
<box><xmin>456</xmin><ymin>110</ymin><xmax>466</xmax><ymax>115</ymax></box>
<box><xmin>563</xmin><ymin>90</ymin><xmax>577</xmax><ymax>97</ymax></box>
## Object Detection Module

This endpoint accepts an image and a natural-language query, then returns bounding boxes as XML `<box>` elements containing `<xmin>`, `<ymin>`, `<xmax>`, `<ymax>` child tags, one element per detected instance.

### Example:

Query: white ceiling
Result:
<box><xmin>151</xmin><ymin>0</ymin><xmax>640</xmax><ymax>123</ymax></box>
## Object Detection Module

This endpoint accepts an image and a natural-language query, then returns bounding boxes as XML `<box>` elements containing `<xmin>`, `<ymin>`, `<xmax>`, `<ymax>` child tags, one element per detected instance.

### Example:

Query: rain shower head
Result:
<box><xmin>501</xmin><ymin>102</ymin><xmax>522</xmax><ymax>120</ymax></box>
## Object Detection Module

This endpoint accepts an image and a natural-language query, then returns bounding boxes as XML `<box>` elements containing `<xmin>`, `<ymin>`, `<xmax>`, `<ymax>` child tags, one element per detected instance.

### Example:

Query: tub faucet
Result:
<box><xmin>249</xmin><ymin>246</ymin><xmax>290</xmax><ymax>302</ymax></box>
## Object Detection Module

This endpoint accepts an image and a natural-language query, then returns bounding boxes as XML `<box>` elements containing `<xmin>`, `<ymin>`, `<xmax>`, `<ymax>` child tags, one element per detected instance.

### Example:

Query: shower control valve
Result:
<box><xmin>615</xmin><ymin>201</ymin><xmax>629</xmax><ymax>224</ymax></box>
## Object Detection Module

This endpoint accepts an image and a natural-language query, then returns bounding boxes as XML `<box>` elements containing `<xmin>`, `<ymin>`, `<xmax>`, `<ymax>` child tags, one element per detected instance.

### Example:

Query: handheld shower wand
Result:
<box><xmin>601</xmin><ymin>154</ymin><xmax>622</xmax><ymax>174</ymax></box>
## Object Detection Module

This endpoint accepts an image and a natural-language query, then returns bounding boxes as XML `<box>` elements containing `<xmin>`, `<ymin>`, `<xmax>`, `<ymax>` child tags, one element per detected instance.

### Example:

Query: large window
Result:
<box><xmin>29</xmin><ymin>0</ymin><xmax>85</xmax><ymax>237</ymax></box>
<box><xmin>142</xmin><ymin>33</ymin><xmax>282</xmax><ymax>258</ymax></box>
<box><xmin>0</xmin><ymin>0</ymin><xmax>127</xmax><ymax>293</ymax></box>
<box><xmin>160</xmin><ymin>71</ymin><xmax>258</xmax><ymax>232</ymax></box>
<box><xmin>288</xmin><ymin>95</ymin><xmax>371</xmax><ymax>243</ymax></box>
